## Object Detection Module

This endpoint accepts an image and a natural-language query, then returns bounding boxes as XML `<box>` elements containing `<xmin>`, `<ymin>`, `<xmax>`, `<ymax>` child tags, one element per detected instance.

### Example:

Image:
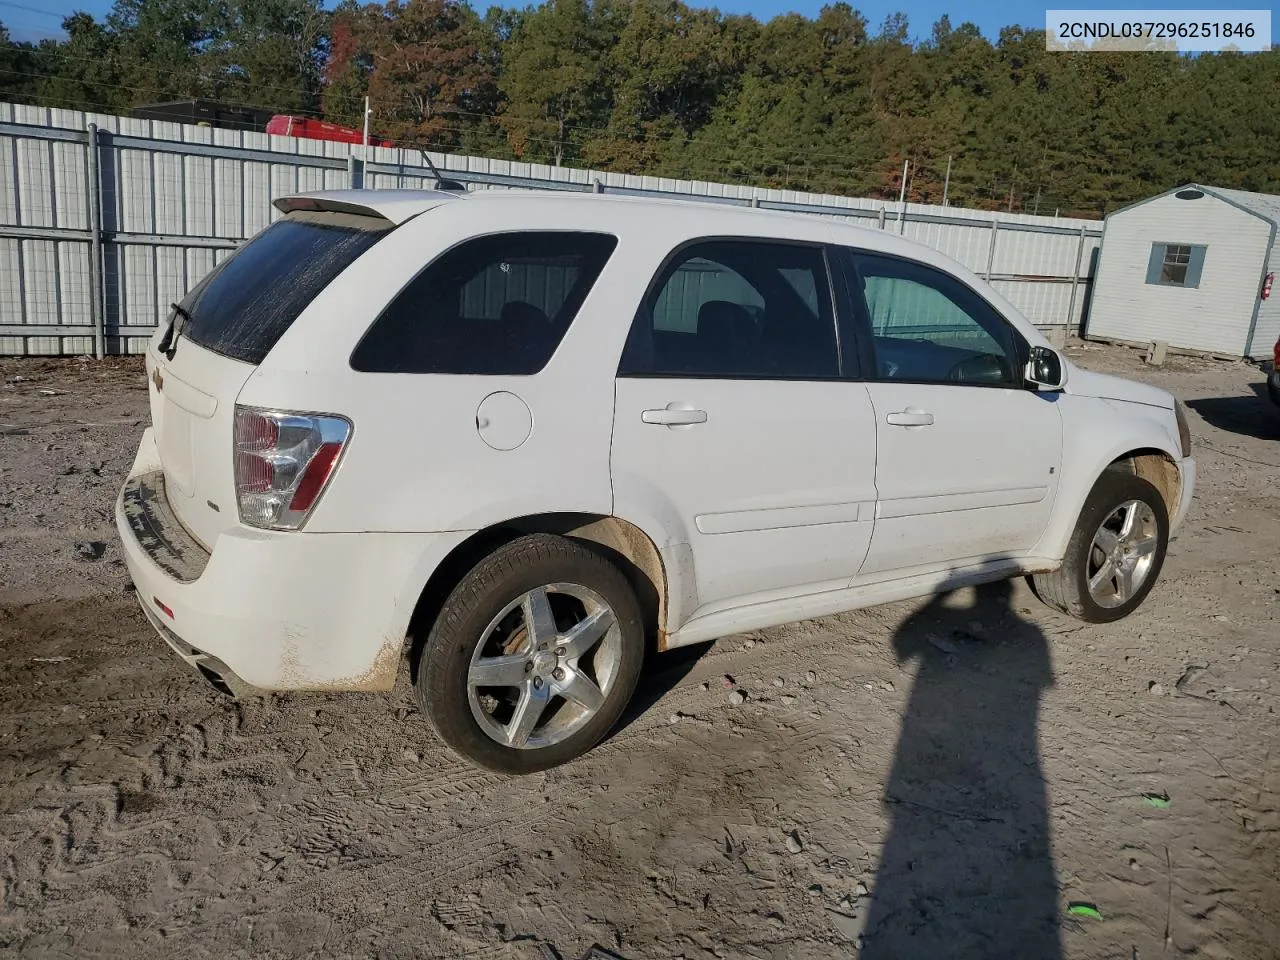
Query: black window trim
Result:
<box><xmin>348</xmin><ymin>228</ymin><xmax>621</xmax><ymax>376</ymax></box>
<box><xmin>831</xmin><ymin>245</ymin><xmax>1033</xmax><ymax>390</ymax></box>
<box><xmin>616</xmin><ymin>235</ymin><xmax>854</xmax><ymax>382</ymax></box>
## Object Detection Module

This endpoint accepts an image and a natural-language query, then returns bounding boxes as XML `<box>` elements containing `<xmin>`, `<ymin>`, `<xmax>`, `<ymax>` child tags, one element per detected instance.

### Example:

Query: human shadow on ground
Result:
<box><xmin>1187</xmin><ymin>385</ymin><xmax>1280</xmax><ymax>442</ymax></box>
<box><xmin>860</xmin><ymin>579</ymin><xmax>1063</xmax><ymax>959</ymax></box>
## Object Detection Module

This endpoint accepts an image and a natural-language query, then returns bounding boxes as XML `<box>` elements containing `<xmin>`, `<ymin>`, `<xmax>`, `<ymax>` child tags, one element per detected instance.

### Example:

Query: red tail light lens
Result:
<box><xmin>232</xmin><ymin>406</ymin><xmax>352</xmax><ymax>530</ymax></box>
<box><xmin>1273</xmin><ymin>336</ymin><xmax>1279</xmax><ymax>367</ymax></box>
<box><xmin>234</xmin><ymin>410</ymin><xmax>279</xmax><ymax>450</ymax></box>
<box><xmin>234</xmin><ymin>449</ymin><xmax>275</xmax><ymax>493</ymax></box>
<box><xmin>289</xmin><ymin>441</ymin><xmax>344</xmax><ymax>512</ymax></box>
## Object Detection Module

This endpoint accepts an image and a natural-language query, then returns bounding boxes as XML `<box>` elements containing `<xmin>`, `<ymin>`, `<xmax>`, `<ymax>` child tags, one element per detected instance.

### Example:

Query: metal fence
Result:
<box><xmin>0</xmin><ymin>101</ymin><xmax>1103</xmax><ymax>357</ymax></box>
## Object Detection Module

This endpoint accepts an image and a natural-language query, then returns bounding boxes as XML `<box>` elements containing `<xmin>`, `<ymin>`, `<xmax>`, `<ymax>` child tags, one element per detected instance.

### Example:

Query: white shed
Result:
<box><xmin>1084</xmin><ymin>184</ymin><xmax>1279</xmax><ymax>359</ymax></box>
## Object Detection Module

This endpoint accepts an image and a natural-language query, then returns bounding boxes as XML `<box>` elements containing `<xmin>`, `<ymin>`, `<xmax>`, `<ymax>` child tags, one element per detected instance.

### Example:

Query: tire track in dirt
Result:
<box><xmin>5</xmin><ymin>345</ymin><xmax>1280</xmax><ymax>957</ymax></box>
<box><xmin>256</xmin><ymin>699</ymin><xmax>847</xmax><ymax>952</ymax></box>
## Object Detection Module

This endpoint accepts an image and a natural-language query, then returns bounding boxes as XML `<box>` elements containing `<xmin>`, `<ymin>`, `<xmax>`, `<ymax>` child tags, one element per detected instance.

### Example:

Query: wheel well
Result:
<box><xmin>405</xmin><ymin>514</ymin><xmax>667</xmax><ymax>677</ymax></box>
<box><xmin>1109</xmin><ymin>449</ymin><xmax>1180</xmax><ymax>515</ymax></box>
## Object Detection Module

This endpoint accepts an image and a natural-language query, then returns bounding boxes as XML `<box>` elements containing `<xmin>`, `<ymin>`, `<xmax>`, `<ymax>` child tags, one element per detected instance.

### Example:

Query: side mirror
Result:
<box><xmin>1025</xmin><ymin>346</ymin><xmax>1067</xmax><ymax>390</ymax></box>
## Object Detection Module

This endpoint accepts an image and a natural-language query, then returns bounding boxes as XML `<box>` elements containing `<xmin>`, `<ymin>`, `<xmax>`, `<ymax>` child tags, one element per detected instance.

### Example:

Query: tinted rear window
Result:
<box><xmin>350</xmin><ymin>231</ymin><xmax>618</xmax><ymax>375</ymax></box>
<box><xmin>177</xmin><ymin>210</ymin><xmax>392</xmax><ymax>364</ymax></box>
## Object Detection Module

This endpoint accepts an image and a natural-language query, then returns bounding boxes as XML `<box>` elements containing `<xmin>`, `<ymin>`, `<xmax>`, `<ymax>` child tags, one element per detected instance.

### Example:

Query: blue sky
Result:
<box><xmin>1</xmin><ymin>0</ymin><xmax>1056</xmax><ymax>44</ymax></box>
<box><xmin>0</xmin><ymin>0</ymin><xmax>1263</xmax><ymax>44</ymax></box>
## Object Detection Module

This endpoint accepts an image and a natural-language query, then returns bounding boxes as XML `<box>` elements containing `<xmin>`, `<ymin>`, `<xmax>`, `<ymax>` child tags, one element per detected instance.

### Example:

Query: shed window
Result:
<box><xmin>1145</xmin><ymin>243</ymin><xmax>1207</xmax><ymax>288</ymax></box>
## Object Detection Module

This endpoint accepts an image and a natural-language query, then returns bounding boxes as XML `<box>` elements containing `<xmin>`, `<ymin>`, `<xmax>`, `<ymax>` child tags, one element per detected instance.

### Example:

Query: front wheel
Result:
<box><xmin>1031</xmin><ymin>467</ymin><xmax>1169</xmax><ymax>624</ymax></box>
<box><xmin>416</xmin><ymin>534</ymin><xmax>645</xmax><ymax>774</ymax></box>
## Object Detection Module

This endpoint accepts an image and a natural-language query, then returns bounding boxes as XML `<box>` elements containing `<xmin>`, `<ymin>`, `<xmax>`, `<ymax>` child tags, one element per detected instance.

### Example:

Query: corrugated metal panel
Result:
<box><xmin>1087</xmin><ymin>192</ymin><xmax>1267</xmax><ymax>355</ymax></box>
<box><xmin>989</xmin><ymin>230</ymin><xmax>1083</xmax><ymax>277</ymax></box>
<box><xmin>154</xmin><ymin>151</ymin><xmax>184</xmax><ymax>233</ymax></box>
<box><xmin>22</xmin><ymin>239</ymin><xmax>59</xmax><ymax>324</ymax></box>
<box><xmin>155</xmin><ymin>246</ymin><xmax>186</xmax><ymax>323</ymax></box>
<box><xmin>0</xmin><ymin>238</ymin><xmax>22</xmax><ymax>321</ymax></box>
<box><xmin>990</xmin><ymin>279</ymin><xmax>1082</xmax><ymax>328</ymax></box>
<box><xmin>0</xmin><ymin>134</ymin><xmax>18</xmax><ymax>225</ymax></box>
<box><xmin>51</xmin><ymin>139</ymin><xmax>88</xmax><ymax>230</ymax></box>
<box><xmin>184</xmin><ymin>154</ymin><xmax>214</xmax><ymax>235</ymax></box>
<box><xmin>901</xmin><ymin>220</ymin><xmax>995</xmax><ymax>274</ymax></box>
<box><xmin>0</xmin><ymin>100</ymin><xmax>1104</xmax><ymax>356</ymax></box>
<box><xmin>118</xmin><ymin>147</ymin><xmax>153</xmax><ymax>233</ymax></box>
<box><xmin>16</xmin><ymin>136</ymin><xmax>54</xmax><ymax>227</ymax></box>
<box><xmin>57</xmin><ymin>241</ymin><xmax>92</xmax><ymax>325</ymax></box>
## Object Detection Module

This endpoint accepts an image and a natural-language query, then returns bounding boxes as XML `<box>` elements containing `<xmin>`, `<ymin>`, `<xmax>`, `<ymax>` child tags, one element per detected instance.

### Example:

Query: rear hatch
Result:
<box><xmin>146</xmin><ymin>207</ymin><xmax>394</xmax><ymax>549</ymax></box>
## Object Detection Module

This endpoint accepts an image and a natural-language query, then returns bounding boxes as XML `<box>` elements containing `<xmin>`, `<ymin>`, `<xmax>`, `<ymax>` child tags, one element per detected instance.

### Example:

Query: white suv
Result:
<box><xmin>116</xmin><ymin>189</ymin><xmax>1196</xmax><ymax>772</ymax></box>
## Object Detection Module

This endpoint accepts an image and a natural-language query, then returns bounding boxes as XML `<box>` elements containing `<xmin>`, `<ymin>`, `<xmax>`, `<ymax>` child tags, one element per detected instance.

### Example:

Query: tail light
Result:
<box><xmin>1273</xmin><ymin>336</ymin><xmax>1279</xmax><ymax>368</ymax></box>
<box><xmin>233</xmin><ymin>405</ymin><xmax>352</xmax><ymax>530</ymax></box>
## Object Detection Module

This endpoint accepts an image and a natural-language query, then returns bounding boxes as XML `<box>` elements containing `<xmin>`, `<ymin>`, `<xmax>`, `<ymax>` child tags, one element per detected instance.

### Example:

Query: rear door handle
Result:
<box><xmin>885</xmin><ymin>409</ymin><xmax>935</xmax><ymax>427</ymax></box>
<box><xmin>642</xmin><ymin>406</ymin><xmax>708</xmax><ymax>426</ymax></box>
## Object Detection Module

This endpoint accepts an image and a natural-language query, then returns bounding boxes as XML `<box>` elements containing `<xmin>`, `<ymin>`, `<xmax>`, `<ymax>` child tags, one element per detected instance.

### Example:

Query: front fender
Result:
<box><xmin>1033</xmin><ymin>396</ymin><xmax>1184</xmax><ymax>563</ymax></box>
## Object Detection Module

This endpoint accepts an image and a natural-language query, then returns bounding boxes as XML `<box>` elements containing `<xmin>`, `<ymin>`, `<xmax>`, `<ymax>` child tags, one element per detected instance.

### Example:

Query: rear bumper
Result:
<box><xmin>116</xmin><ymin>428</ymin><xmax>473</xmax><ymax>692</ymax></box>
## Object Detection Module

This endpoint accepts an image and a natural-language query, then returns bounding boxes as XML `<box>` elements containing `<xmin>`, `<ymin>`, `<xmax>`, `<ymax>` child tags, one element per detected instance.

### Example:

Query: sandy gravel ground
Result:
<box><xmin>0</xmin><ymin>342</ymin><xmax>1277</xmax><ymax>960</ymax></box>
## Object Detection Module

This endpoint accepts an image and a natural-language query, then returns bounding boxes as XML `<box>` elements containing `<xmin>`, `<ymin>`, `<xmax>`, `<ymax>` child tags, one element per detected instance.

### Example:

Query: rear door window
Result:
<box><xmin>350</xmin><ymin>231</ymin><xmax>618</xmax><ymax>375</ymax></box>
<box><xmin>618</xmin><ymin>239</ymin><xmax>840</xmax><ymax>379</ymax></box>
<box><xmin>177</xmin><ymin>210</ymin><xmax>392</xmax><ymax>364</ymax></box>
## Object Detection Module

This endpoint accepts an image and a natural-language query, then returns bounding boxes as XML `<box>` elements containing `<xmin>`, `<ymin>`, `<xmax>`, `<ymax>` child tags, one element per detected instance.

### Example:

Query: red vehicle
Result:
<box><xmin>265</xmin><ymin>115</ymin><xmax>396</xmax><ymax>149</ymax></box>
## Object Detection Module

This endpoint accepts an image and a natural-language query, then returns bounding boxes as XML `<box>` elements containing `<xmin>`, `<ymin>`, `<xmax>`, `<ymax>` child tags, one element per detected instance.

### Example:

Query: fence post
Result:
<box><xmin>984</xmin><ymin>219</ymin><xmax>999</xmax><ymax>281</ymax></box>
<box><xmin>877</xmin><ymin>208</ymin><xmax>886</xmax><ymax>230</ymax></box>
<box><xmin>348</xmin><ymin>155</ymin><xmax>365</xmax><ymax>190</ymax></box>
<box><xmin>1066</xmin><ymin>225</ymin><xmax>1088</xmax><ymax>332</ymax></box>
<box><xmin>898</xmin><ymin>205</ymin><xmax>907</xmax><ymax>235</ymax></box>
<box><xmin>86</xmin><ymin>122</ymin><xmax>105</xmax><ymax>360</ymax></box>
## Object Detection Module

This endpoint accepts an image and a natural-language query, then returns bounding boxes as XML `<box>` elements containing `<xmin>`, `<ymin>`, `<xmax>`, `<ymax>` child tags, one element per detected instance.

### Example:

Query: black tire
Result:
<box><xmin>416</xmin><ymin>533</ymin><xmax>645</xmax><ymax>774</ymax></box>
<box><xmin>1030</xmin><ymin>466</ymin><xmax>1170</xmax><ymax>624</ymax></box>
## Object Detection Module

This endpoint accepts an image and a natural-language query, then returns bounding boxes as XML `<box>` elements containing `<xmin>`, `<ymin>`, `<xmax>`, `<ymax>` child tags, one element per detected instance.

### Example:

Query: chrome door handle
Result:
<box><xmin>885</xmin><ymin>409</ymin><xmax>934</xmax><ymax>427</ymax></box>
<box><xmin>642</xmin><ymin>407</ymin><xmax>708</xmax><ymax>426</ymax></box>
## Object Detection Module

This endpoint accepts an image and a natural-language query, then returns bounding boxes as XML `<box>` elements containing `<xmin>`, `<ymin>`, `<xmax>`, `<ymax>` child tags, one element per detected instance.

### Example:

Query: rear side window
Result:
<box><xmin>178</xmin><ymin>210</ymin><xmax>392</xmax><ymax>365</ymax></box>
<box><xmin>351</xmin><ymin>231</ymin><xmax>618</xmax><ymax>375</ymax></box>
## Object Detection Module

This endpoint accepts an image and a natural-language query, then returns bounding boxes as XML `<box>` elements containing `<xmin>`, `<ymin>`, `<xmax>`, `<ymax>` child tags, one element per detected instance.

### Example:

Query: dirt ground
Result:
<box><xmin>1</xmin><ymin>342</ymin><xmax>1277</xmax><ymax>960</ymax></box>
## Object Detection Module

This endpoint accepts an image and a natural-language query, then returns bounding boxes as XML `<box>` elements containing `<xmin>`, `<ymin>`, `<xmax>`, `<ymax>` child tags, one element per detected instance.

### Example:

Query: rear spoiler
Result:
<box><xmin>272</xmin><ymin>196</ymin><xmax>395</xmax><ymax>219</ymax></box>
<box><xmin>272</xmin><ymin>190</ymin><xmax>464</xmax><ymax>225</ymax></box>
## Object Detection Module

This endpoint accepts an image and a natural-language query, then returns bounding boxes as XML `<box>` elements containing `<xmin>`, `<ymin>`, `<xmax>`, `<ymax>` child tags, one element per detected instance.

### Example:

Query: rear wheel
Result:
<box><xmin>416</xmin><ymin>534</ymin><xmax>645</xmax><ymax>774</ymax></box>
<box><xmin>1031</xmin><ymin>467</ymin><xmax>1169</xmax><ymax>624</ymax></box>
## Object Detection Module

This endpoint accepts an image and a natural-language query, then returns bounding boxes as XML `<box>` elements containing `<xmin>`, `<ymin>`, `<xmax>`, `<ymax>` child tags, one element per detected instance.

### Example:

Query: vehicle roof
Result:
<box><xmin>275</xmin><ymin>186</ymin><xmax>913</xmax><ymax>250</ymax></box>
<box><xmin>271</xmin><ymin>187</ymin><xmax>1050</xmax><ymax>350</ymax></box>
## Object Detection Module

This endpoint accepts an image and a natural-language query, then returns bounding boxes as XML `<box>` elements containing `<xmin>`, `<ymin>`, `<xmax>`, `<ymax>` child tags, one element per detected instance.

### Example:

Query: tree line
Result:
<box><xmin>2</xmin><ymin>0</ymin><xmax>1278</xmax><ymax>217</ymax></box>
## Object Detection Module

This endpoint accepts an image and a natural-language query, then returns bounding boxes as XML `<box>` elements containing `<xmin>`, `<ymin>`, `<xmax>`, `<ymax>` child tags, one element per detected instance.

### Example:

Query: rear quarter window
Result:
<box><xmin>350</xmin><ymin>231</ymin><xmax>618</xmax><ymax>375</ymax></box>
<box><xmin>177</xmin><ymin>210</ymin><xmax>392</xmax><ymax>365</ymax></box>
